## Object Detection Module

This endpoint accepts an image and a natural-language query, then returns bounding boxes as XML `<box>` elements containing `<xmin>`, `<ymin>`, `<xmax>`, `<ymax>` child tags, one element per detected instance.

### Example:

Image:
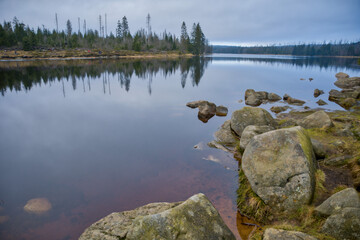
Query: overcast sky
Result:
<box><xmin>0</xmin><ymin>0</ymin><xmax>359</xmax><ymax>46</ymax></box>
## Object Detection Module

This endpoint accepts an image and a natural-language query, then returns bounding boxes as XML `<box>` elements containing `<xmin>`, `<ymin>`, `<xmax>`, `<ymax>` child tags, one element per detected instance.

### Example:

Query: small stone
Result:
<box><xmin>283</xmin><ymin>94</ymin><xmax>305</xmax><ymax>106</ymax></box>
<box><xmin>316</xmin><ymin>99</ymin><xmax>327</xmax><ymax>106</ymax></box>
<box><xmin>270</xmin><ymin>106</ymin><xmax>290</xmax><ymax>114</ymax></box>
<box><xmin>24</xmin><ymin>198</ymin><xmax>52</xmax><ymax>214</ymax></box>
<box><xmin>335</xmin><ymin>72</ymin><xmax>349</xmax><ymax>79</ymax></box>
<box><xmin>216</xmin><ymin>105</ymin><xmax>228</xmax><ymax>116</ymax></box>
<box><xmin>314</xmin><ymin>89</ymin><xmax>324</xmax><ymax>98</ymax></box>
<box><xmin>186</xmin><ymin>100</ymin><xmax>206</xmax><ymax>108</ymax></box>
<box><xmin>268</xmin><ymin>93</ymin><xmax>282</xmax><ymax>101</ymax></box>
<box><xmin>309</xmin><ymin>78</ymin><xmax>313</xmax><ymax>81</ymax></box>
<box><xmin>300</xmin><ymin>78</ymin><xmax>305</xmax><ymax>80</ymax></box>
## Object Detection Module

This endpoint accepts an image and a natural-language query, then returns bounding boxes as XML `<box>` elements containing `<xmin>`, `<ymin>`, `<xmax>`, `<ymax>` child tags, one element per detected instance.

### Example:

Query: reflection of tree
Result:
<box><xmin>0</xmin><ymin>58</ymin><xmax>211</xmax><ymax>96</ymax></box>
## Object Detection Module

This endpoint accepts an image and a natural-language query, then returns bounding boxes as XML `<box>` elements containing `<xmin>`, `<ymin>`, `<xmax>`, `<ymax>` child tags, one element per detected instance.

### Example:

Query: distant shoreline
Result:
<box><xmin>210</xmin><ymin>53</ymin><xmax>360</xmax><ymax>58</ymax></box>
<box><xmin>0</xmin><ymin>49</ymin><xmax>193</xmax><ymax>61</ymax></box>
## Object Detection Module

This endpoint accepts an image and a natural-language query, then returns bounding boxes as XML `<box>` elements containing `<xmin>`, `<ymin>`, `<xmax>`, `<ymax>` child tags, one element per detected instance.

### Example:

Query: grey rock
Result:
<box><xmin>283</xmin><ymin>94</ymin><xmax>306</xmax><ymax>106</ymax></box>
<box><xmin>268</xmin><ymin>93</ymin><xmax>282</xmax><ymax>102</ymax></box>
<box><xmin>298</xmin><ymin>111</ymin><xmax>334</xmax><ymax>129</ymax></box>
<box><xmin>311</xmin><ymin>139</ymin><xmax>328</xmax><ymax>159</ymax></box>
<box><xmin>197</xmin><ymin>102</ymin><xmax>217</xmax><ymax>123</ymax></box>
<box><xmin>214</xmin><ymin>120</ymin><xmax>238</xmax><ymax>147</ymax></box>
<box><xmin>230</xmin><ymin>107</ymin><xmax>276</xmax><ymax>137</ymax></box>
<box><xmin>242</xmin><ymin>126</ymin><xmax>316</xmax><ymax>213</ymax></box>
<box><xmin>324</xmin><ymin>155</ymin><xmax>353</xmax><ymax>166</ymax></box>
<box><xmin>316</xmin><ymin>99</ymin><xmax>327</xmax><ymax>106</ymax></box>
<box><xmin>263</xmin><ymin>228</ymin><xmax>317</xmax><ymax>240</ymax></box>
<box><xmin>334</xmin><ymin>76</ymin><xmax>360</xmax><ymax>89</ymax></box>
<box><xmin>315</xmin><ymin>188</ymin><xmax>360</xmax><ymax>216</ymax></box>
<box><xmin>314</xmin><ymin>89</ymin><xmax>324</xmax><ymax>98</ymax></box>
<box><xmin>239</xmin><ymin>125</ymin><xmax>275</xmax><ymax>150</ymax></box>
<box><xmin>79</xmin><ymin>193</ymin><xmax>235</xmax><ymax>240</ymax></box>
<box><xmin>216</xmin><ymin>105</ymin><xmax>228</xmax><ymax>116</ymax></box>
<box><xmin>321</xmin><ymin>207</ymin><xmax>360</xmax><ymax>240</ymax></box>
<box><xmin>270</xmin><ymin>106</ymin><xmax>290</xmax><ymax>114</ymax></box>
<box><xmin>335</xmin><ymin>72</ymin><xmax>349</xmax><ymax>79</ymax></box>
<box><xmin>186</xmin><ymin>100</ymin><xmax>207</xmax><ymax>108</ymax></box>
<box><xmin>245</xmin><ymin>94</ymin><xmax>262</xmax><ymax>106</ymax></box>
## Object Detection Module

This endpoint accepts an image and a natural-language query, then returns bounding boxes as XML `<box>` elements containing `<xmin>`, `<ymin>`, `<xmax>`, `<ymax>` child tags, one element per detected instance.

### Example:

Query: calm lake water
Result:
<box><xmin>0</xmin><ymin>54</ymin><xmax>359</xmax><ymax>240</ymax></box>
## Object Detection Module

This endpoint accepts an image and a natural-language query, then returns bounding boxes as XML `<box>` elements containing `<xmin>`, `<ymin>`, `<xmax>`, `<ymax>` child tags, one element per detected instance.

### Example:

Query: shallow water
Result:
<box><xmin>0</xmin><ymin>55</ymin><xmax>359</xmax><ymax>240</ymax></box>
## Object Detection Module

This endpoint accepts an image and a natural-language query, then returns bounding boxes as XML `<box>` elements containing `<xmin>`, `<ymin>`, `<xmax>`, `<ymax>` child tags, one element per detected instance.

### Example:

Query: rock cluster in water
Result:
<box><xmin>186</xmin><ymin>100</ymin><xmax>228</xmax><ymax>123</ymax></box>
<box><xmin>79</xmin><ymin>193</ymin><xmax>235</xmax><ymax>240</ymax></box>
<box><xmin>329</xmin><ymin>72</ymin><xmax>360</xmax><ymax>109</ymax></box>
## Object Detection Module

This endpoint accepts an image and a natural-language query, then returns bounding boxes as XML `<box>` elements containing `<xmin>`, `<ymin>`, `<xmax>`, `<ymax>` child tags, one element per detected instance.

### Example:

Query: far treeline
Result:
<box><xmin>0</xmin><ymin>15</ymin><xmax>211</xmax><ymax>55</ymax></box>
<box><xmin>213</xmin><ymin>41</ymin><xmax>360</xmax><ymax>56</ymax></box>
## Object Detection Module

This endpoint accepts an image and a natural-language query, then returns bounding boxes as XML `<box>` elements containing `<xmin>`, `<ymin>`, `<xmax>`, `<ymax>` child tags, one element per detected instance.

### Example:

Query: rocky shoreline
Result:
<box><xmin>79</xmin><ymin>72</ymin><xmax>359</xmax><ymax>239</ymax></box>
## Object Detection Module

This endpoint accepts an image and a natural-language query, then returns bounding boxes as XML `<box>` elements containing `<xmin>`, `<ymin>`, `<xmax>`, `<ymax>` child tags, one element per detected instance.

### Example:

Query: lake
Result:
<box><xmin>0</xmin><ymin>54</ymin><xmax>359</xmax><ymax>240</ymax></box>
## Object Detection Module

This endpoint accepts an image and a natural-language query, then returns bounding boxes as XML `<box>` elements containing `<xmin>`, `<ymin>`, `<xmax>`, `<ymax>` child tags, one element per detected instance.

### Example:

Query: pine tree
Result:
<box><xmin>116</xmin><ymin>20</ymin><xmax>122</xmax><ymax>39</ymax></box>
<box><xmin>180</xmin><ymin>22</ymin><xmax>190</xmax><ymax>53</ymax></box>
<box><xmin>66</xmin><ymin>20</ymin><xmax>72</xmax><ymax>37</ymax></box>
<box><xmin>122</xmin><ymin>16</ymin><xmax>129</xmax><ymax>38</ymax></box>
<box><xmin>190</xmin><ymin>23</ymin><xmax>205</xmax><ymax>55</ymax></box>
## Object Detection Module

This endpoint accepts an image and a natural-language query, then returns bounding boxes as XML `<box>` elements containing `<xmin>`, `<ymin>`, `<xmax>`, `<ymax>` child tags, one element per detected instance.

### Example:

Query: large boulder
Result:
<box><xmin>298</xmin><ymin>111</ymin><xmax>334</xmax><ymax>129</ymax></box>
<box><xmin>315</xmin><ymin>188</ymin><xmax>360</xmax><ymax>216</ymax></box>
<box><xmin>263</xmin><ymin>228</ymin><xmax>317</xmax><ymax>240</ymax></box>
<box><xmin>230</xmin><ymin>107</ymin><xmax>276</xmax><ymax>137</ymax></box>
<box><xmin>214</xmin><ymin>120</ymin><xmax>238</xmax><ymax>147</ymax></box>
<box><xmin>79</xmin><ymin>193</ymin><xmax>235</xmax><ymax>240</ymax></box>
<box><xmin>321</xmin><ymin>208</ymin><xmax>360</xmax><ymax>240</ymax></box>
<box><xmin>239</xmin><ymin>125</ymin><xmax>275</xmax><ymax>150</ymax></box>
<box><xmin>242</xmin><ymin>126</ymin><xmax>316</xmax><ymax>213</ymax></box>
<box><xmin>198</xmin><ymin>102</ymin><xmax>217</xmax><ymax>123</ymax></box>
<box><xmin>315</xmin><ymin>188</ymin><xmax>360</xmax><ymax>240</ymax></box>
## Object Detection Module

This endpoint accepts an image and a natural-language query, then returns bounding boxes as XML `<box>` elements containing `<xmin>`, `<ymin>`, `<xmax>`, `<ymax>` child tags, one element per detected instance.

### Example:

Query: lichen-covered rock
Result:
<box><xmin>79</xmin><ymin>193</ymin><xmax>235</xmax><ymax>240</ymax></box>
<box><xmin>230</xmin><ymin>107</ymin><xmax>276</xmax><ymax>137</ymax></box>
<box><xmin>334</xmin><ymin>77</ymin><xmax>360</xmax><ymax>89</ymax></box>
<box><xmin>335</xmin><ymin>72</ymin><xmax>349</xmax><ymax>79</ymax></box>
<box><xmin>321</xmin><ymin>207</ymin><xmax>360</xmax><ymax>240</ymax></box>
<box><xmin>270</xmin><ymin>106</ymin><xmax>290</xmax><ymax>114</ymax></box>
<box><xmin>239</xmin><ymin>125</ymin><xmax>275</xmax><ymax>150</ymax></box>
<box><xmin>298</xmin><ymin>111</ymin><xmax>334</xmax><ymax>129</ymax></box>
<box><xmin>311</xmin><ymin>139</ymin><xmax>328</xmax><ymax>159</ymax></box>
<box><xmin>216</xmin><ymin>105</ymin><xmax>228</xmax><ymax>116</ymax></box>
<box><xmin>283</xmin><ymin>94</ymin><xmax>306</xmax><ymax>106</ymax></box>
<box><xmin>263</xmin><ymin>228</ymin><xmax>317</xmax><ymax>240</ymax></box>
<box><xmin>242</xmin><ymin>126</ymin><xmax>316</xmax><ymax>213</ymax></box>
<box><xmin>268</xmin><ymin>93</ymin><xmax>282</xmax><ymax>101</ymax></box>
<box><xmin>324</xmin><ymin>155</ymin><xmax>352</xmax><ymax>166</ymax></box>
<box><xmin>214</xmin><ymin>120</ymin><xmax>238</xmax><ymax>147</ymax></box>
<box><xmin>315</xmin><ymin>188</ymin><xmax>360</xmax><ymax>216</ymax></box>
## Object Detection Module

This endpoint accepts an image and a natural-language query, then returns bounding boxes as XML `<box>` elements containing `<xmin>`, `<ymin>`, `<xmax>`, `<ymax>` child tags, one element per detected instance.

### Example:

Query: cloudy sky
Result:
<box><xmin>0</xmin><ymin>0</ymin><xmax>359</xmax><ymax>45</ymax></box>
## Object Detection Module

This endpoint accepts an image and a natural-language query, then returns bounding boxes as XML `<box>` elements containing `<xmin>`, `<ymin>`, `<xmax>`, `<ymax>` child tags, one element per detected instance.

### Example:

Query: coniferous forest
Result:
<box><xmin>0</xmin><ymin>15</ymin><xmax>211</xmax><ymax>55</ymax></box>
<box><xmin>212</xmin><ymin>41</ymin><xmax>360</xmax><ymax>56</ymax></box>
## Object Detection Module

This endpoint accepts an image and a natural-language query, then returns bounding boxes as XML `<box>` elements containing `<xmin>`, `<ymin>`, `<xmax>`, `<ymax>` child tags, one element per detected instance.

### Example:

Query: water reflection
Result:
<box><xmin>210</xmin><ymin>54</ymin><xmax>360</xmax><ymax>72</ymax></box>
<box><xmin>0</xmin><ymin>57</ymin><xmax>210</xmax><ymax>96</ymax></box>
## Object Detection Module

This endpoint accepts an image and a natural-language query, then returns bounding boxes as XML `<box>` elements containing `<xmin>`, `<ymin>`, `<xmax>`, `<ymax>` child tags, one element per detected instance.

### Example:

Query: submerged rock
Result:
<box><xmin>230</xmin><ymin>107</ymin><xmax>276</xmax><ymax>137</ymax></box>
<box><xmin>24</xmin><ymin>198</ymin><xmax>52</xmax><ymax>214</ymax></box>
<box><xmin>0</xmin><ymin>215</ymin><xmax>9</xmax><ymax>224</ymax></box>
<box><xmin>239</xmin><ymin>125</ymin><xmax>275</xmax><ymax>150</ymax></box>
<box><xmin>263</xmin><ymin>228</ymin><xmax>317</xmax><ymax>240</ymax></box>
<box><xmin>298</xmin><ymin>111</ymin><xmax>334</xmax><ymax>129</ymax></box>
<box><xmin>79</xmin><ymin>193</ymin><xmax>235</xmax><ymax>240</ymax></box>
<box><xmin>242</xmin><ymin>126</ymin><xmax>316</xmax><ymax>213</ymax></box>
